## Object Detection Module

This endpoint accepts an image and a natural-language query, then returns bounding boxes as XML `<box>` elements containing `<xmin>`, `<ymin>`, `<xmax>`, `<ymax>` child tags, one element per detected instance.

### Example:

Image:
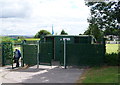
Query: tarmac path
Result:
<box><xmin>0</xmin><ymin>65</ymin><xmax>84</xmax><ymax>83</ymax></box>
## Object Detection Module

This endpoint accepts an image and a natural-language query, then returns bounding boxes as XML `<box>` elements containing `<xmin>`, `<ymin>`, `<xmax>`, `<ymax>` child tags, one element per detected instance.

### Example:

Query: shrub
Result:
<box><xmin>1</xmin><ymin>42</ymin><xmax>13</xmax><ymax>66</ymax></box>
<box><xmin>105</xmin><ymin>53</ymin><xmax>119</xmax><ymax>66</ymax></box>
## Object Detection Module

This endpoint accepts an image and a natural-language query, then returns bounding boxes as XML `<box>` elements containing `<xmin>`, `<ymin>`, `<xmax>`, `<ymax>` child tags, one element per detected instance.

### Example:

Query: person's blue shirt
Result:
<box><xmin>14</xmin><ymin>49</ymin><xmax>21</xmax><ymax>58</ymax></box>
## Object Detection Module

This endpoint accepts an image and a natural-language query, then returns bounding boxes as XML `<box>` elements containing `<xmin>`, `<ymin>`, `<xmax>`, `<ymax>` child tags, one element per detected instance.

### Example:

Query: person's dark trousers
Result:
<box><xmin>16</xmin><ymin>58</ymin><xmax>19</xmax><ymax>67</ymax></box>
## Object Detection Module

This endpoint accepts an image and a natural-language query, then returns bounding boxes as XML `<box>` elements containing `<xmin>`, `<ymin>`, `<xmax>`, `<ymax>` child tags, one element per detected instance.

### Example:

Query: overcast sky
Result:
<box><xmin>0</xmin><ymin>0</ymin><xmax>90</xmax><ymax>36</ymax></box>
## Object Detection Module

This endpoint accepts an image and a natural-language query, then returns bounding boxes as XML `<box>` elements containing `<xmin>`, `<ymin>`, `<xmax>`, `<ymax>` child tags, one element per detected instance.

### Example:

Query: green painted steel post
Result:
<box><xmin>1</xmin><ymin>43</ymin><xmax>3</xmax><ymax>66</ymax></box>
<box><xmin>39</xmin><ymin>35</ymin><xmax>44</xmax><ymax>66</ymax></box>
<box><xmin>39</xmin><ymin>38</ymin><xmax>42</xmax><ymax>65</ymax></box>
<box><xmin>2</xmin><ymin>43</ymin><xmax>4</xmax><ymax>66</ymax></box>
<box><xmin>64</xmin><ymin>39</ymin><xmax>67</xmax><ymax>69</ymax></box>
<box><xmin>37</xmin><ymin>40</ymin><xmax>40</xmax><ymax>69</ymax></box>
<box><xmin>11</xmin><ymin>43</ymin><xmax>14</xmax><ymax>69</ymax></box>
<box><xmin>21</xmin><ymin>42</ymin><xmax>24</xmax><ymax>67</ymax></box>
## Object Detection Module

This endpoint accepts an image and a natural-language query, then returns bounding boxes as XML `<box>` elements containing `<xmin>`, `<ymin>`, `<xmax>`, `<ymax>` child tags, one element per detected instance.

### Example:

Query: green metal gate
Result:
<box><xmin>22</xmin><ymin>42</ymin><xmax>53</xmax><ymax>66</ymax></box>
<box><xmin>39</xmin><ymin>42</ymin><xmax>53</xmax><ymax>65</ymax></box>
<box><xmin>23</xmin><ymin>44</ymin><xmax>38</xmax><ymax>66</ymax></box>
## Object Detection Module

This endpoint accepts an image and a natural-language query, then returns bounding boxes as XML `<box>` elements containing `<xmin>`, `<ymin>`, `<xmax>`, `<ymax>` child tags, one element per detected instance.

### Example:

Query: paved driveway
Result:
<box><xmin>0</xmin><ymin>65</ymin><xmax>84</xmax><ymax>83</ymax></box>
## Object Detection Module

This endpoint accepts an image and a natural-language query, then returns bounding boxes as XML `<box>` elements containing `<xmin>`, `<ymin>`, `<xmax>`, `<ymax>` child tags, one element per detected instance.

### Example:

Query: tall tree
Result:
<box><xmin>60</xmin><ymin>30</ymin><xmax>68</xmax><ymax>35</ymax></box>
<box><xmin>85</xmin><ymin>1</ymin><xmax>120</xmax><ymax>37</ymax></box>
<box><xmin>115</xmin><ymin>1</ymin><xmax>120</xmax><ymax>23</ymax></box>
<box><xmin>84</xmin><ymin>24</ymin><xmax>103</xmax><ymax>42</ymax></box>
<box><xmin>34</xmin><ymin>30</ymin><xmax>51</xmax><ymax>38</ymax></box>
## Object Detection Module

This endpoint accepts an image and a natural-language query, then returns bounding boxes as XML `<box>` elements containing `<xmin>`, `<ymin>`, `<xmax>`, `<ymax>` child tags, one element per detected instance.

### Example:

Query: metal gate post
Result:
<box><xmin>37</xmin><ymin>40</ymin><xmax>40</xmax><ymax>69</ymax></box>
<box><xmin>1</xmin><ymin>43</ymin><xmax>4</xmax><ymax>66</ymax></box>
<box><xmin>64</xmin><ymin>39</ymin><xmax>67</xmax><ymax>69</ymax></box>
<box><xmin>21</xmin><ymin>43</ymin><xmax>24</xmax><ymax>67</ymax></box>
<box><xmin>11</xmin><ymin>43</ymin><xmax>14</xmax><ymax>69</ymax></box>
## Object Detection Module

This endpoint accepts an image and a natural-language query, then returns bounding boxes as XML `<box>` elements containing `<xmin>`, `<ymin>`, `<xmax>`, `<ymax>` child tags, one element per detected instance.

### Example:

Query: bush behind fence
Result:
<box><xmin>0</xmin><ymin>44</ymin><xmax>2</xmax><ymax>66</ymax></box>
<box><xmin>0</xmin><ymin>42</ymin><xmax>13</xmax><ymax>66</ymax></box>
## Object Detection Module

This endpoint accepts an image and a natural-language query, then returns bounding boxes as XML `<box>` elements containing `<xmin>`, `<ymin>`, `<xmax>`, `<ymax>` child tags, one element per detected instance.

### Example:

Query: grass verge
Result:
<box><xmin>25</xmin><ymin>38</ymin><xmax>40</xmax><ymax>41</ymax></box>
<box><xmin>106</xmin><ymin>44</ymin><xmax>119</xmax><ymax>54</ymax></box>
<box><xmin>77</xmin><ymin>66</ymin><xmax>119</xmax><ymax>83</ymax></box>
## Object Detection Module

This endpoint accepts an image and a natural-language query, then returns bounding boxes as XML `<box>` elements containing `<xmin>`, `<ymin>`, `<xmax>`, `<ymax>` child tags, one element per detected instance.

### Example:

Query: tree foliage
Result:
<box><xmin>34</xmin><ymin>30</ymin><xmax>51</xmax><ymax>38</ymax></box>
<box><xmin>84</xmin><ymin>1</ymin><xmax>120</xmax><ymax>41</ymax></box>
<box><xmin>84</xmin><ymin>24</ymin><xmax>103</xmax><ymax>42</ymax></box>
<box><xmin>104</xmin><ymin>28</ymin><xmax>120</xmax><ymax>36</ymax></box>
<box><xmin>115</xmin><ymin>1</ymin><xmax>120</xmax><ymax>23</ymax></box>
<box><xmin>86</xmin><ymin>2</ymin><xmax>119</xmax><ymax>29</ymax></box>
<box><xmin>60</xmin><ymin>30</ymin><xmax>68</xmax><ymax>35</ymax></box>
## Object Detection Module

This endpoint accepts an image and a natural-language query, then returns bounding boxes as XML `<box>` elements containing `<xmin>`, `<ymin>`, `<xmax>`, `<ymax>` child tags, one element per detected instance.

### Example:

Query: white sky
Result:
<box><xmin>0</xmin><ymin>0</ymin><xmax>90</xmax><ymax>36</ymax></box>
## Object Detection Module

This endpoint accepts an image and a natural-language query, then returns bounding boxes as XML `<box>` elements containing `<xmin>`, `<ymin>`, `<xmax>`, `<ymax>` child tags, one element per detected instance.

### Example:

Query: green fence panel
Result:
<box><xmin>2</xmin><ymin>43</ymin><xmax>13</xmax><ymax>66</ymax></box>
<box><xmin>23</xmin><ymin>45</ymin><xmax>38</xmax><ymax>66</ymax></box>
<box><xmin>74</xmin><ymin>36</ymin><xmax>92</xmax><ymax>44</ymax></box>
<box><xmin>54</xmin><ymin>37</ymin><xmax>61</xmax><ymax>61</ymax></box>
<box><xmin>54</xmin><ymin>36</ymin><xmax>74</xmax><ymax>61</ymax></box>
<box><xmin>60</xmin><ymin>44</ymin><xmax>104</xmax><ymax>66</ymax></box>
<box><xmin>39</xmin><ymin>42</ymin><xmax>52</xmax><ymax>65</ymax></box>
<box><xmin>45</xmin><ymin>37</ymin><xmax>54</xmax><ymax>59</ymax></box>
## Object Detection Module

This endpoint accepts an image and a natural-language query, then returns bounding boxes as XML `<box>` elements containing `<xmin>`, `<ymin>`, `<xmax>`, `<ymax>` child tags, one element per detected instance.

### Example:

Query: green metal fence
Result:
<box><xmin>22</xmin><ymin>39</ymin><xmax>105</xmax><ymax>66</ymax></box>
<box><xmin>54</xmin><ymin>36</ymin><xmax>74</xmax><ymax>61</ymax></box>
<box><xmin>22</xmin><ymin>42</ymin><xmax>53</xmax><ymax>66</ymax></box>
<box><xmin>39</xmin><ymin>42</ymin><xmax>52</xmax><ymax>65</ymax></box>
<box><xmin>44</xmin><ymin>35</ymin><xmax>95</xmax><ymax>61</ymax></box>
<box><xmin>22</xmin><ymin>43</ymin><xmax>105</xmax><ymax>66</ymax></box>
<box><xmin>60</xmin><ymin>44</ymin><xmax>105</xmax><ymax>66</ymax></box>
<box><xmin>23</xmin><ymin>44</ymin><xmax>38</xmax><ymax>66</ymax></box>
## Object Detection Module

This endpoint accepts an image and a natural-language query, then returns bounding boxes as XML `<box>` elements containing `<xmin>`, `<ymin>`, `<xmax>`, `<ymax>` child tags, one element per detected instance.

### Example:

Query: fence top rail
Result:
<box><xmin>23</xmin><ymin>44</ymin><xmax>38</xmax><ymax>45</ymax></box>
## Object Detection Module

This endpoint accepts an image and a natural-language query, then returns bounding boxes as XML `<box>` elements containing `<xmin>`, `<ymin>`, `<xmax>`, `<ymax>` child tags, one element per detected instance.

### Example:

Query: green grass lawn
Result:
<box><xmin>13</xmin><ymin>38</ymin><xmax>40</xmax><ymax>52</ymax></box>
<box><xmin>25</xmin><ymin>38</ymin><xmax>40</xmax><ymax>41</ymax></box>
<box><xmin>78</xmin><ymin>66</ymin><xmax>119</xmax><ymax>83</ymax></box>
<box><xmin>106</xmin><ymin>44</ymin><xmax>119</xmax><ymax>54</ymax></box>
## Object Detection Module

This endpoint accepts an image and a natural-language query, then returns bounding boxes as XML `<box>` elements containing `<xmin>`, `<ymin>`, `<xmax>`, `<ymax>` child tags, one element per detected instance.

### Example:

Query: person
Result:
<box><xmin>14</xmin><ymin>49</ymin><xmax>21</xmax><ymax>67</ymax></box>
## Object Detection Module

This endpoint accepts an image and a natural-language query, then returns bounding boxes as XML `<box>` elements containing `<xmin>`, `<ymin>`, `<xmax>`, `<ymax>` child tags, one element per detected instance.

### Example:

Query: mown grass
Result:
<box><xmin>78</xmin><ymin>66</ymin><xmax>119</xmax><ymax>83</ymax></box>
<box><xmin>106</xmin><ymin>44</ymin><xmax>119</xmax><ymax>54</ymax></box>
<box><xmin>25</xmin><ymin>38</ymin><xmax>40</xmax><ymax>41</ymax></box>
<box><xmin>13</xmin><ymin>38</ymin><xmax>40</xmax><ymax>51</ymax></box>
